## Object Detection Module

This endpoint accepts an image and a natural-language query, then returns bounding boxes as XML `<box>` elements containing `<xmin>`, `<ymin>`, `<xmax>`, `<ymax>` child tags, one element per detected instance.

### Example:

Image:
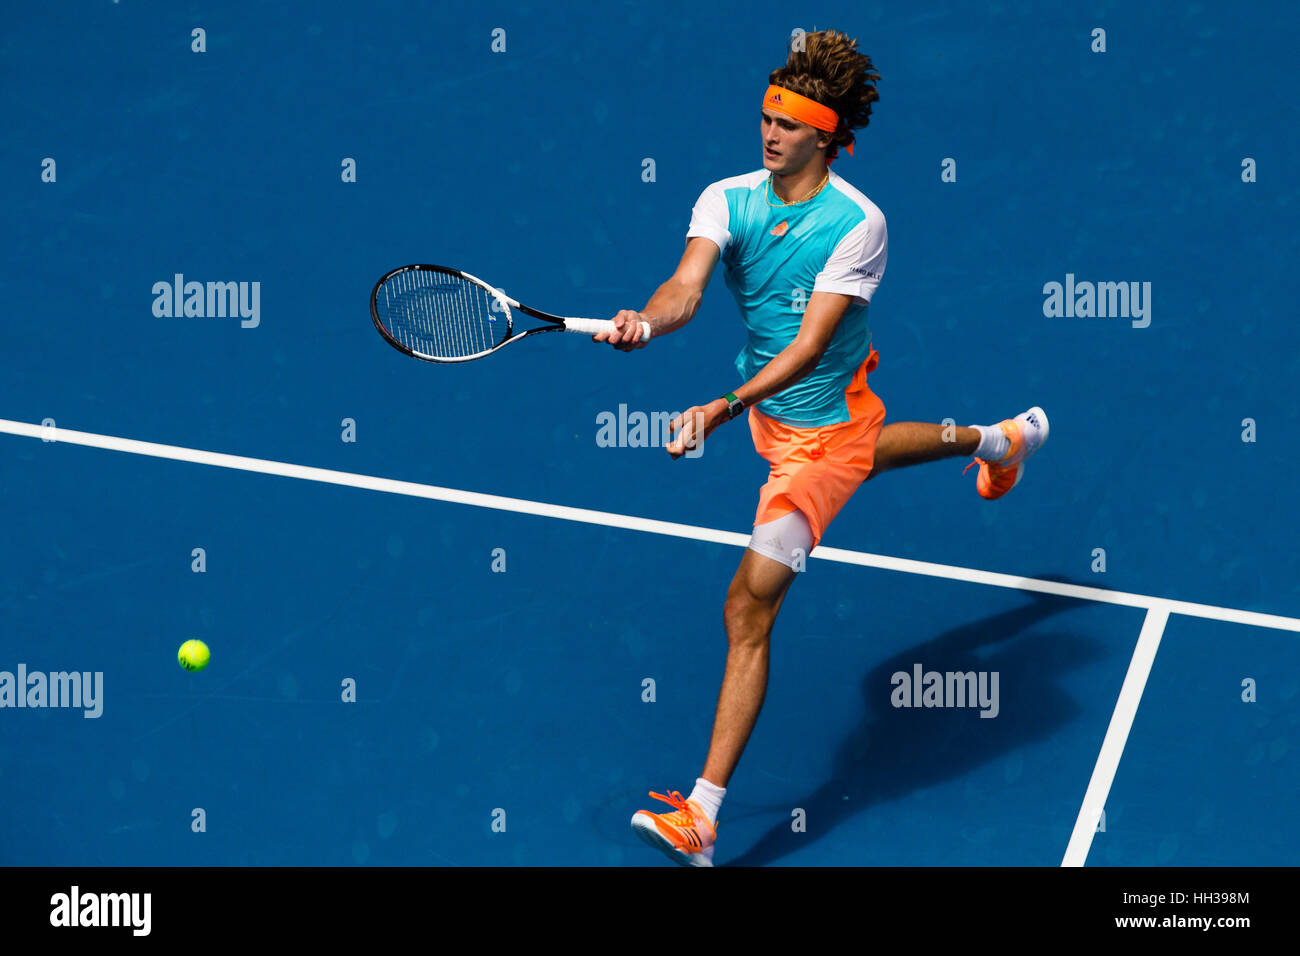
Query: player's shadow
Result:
<box><xmin>724</xmin><ymin>584</ymin><xmax>1102</xmax><ymax>866</ymax></box>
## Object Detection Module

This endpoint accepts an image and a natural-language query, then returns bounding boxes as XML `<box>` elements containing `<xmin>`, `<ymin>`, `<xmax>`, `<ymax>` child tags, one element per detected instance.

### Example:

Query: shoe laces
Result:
<box><xmin>648</xmin><ymin>790</ymin><xmax>718</xmax><ymax>831</ymax></box>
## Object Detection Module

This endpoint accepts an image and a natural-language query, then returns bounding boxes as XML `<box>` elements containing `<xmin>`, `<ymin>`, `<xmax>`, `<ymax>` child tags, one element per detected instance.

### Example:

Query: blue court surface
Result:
<box><xmin>2</xmin><ymin>2</ymin><xmax>1296</xmax><ymax>866</ymax></box>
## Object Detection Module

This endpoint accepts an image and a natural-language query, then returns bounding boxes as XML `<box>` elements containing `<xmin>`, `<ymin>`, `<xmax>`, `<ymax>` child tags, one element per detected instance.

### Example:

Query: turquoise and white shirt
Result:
<box><xmin>686</xmin><ymin>168</ymin><xmax>887</xmax><ymax>427</ymax></box>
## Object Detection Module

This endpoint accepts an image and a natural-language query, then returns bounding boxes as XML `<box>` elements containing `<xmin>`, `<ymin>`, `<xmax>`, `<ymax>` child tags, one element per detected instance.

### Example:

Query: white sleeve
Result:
<box><xmin>813</xmin><ymin>209</ymin><xmax>887</xmax><ymax>305</ymax></box>
<box><xmin>685</xmin><ymin>181</ymin><xmax>732</xmax><ymax>252</ymax></box>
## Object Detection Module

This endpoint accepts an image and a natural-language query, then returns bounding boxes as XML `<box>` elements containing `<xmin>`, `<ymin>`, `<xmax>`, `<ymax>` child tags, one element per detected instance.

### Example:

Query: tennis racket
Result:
<box><xmin>369</xmin><ymin>263</ymin><xmax>651</xmax><ymax>364</ymax></box>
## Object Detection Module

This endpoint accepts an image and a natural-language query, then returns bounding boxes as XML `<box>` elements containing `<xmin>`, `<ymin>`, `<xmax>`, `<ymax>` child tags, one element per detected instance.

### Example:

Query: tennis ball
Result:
<box><xmin>178</xmin><ymin>639</ymin><xmax>210</xmax><ymax>672</ymax></box>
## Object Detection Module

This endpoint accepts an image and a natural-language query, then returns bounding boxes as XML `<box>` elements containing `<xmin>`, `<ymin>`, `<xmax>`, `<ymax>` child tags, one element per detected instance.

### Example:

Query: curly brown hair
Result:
<box><xmin>768</xmin><ymin>30</ymin><xmax>880</xmax><ymax>162</ymax></box>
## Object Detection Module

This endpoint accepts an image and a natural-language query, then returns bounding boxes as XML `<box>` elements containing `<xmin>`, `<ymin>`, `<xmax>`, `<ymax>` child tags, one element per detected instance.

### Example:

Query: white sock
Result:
<box><xmin>688</xmin><ymin>777</ymin><xmax>726</xmax><ymax>824</ymax></box>
<box><xmin>969</xmin><ymin>423</ymin><xmax>1010</xmax><ymax>462</ymax></box>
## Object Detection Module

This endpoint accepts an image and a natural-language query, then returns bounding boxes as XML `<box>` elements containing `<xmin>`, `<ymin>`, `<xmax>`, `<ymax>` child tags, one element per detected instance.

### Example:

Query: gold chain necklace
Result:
<box><xmin>766</xmin><ymin>172</ymin><xmax>829</xmax><ymax>207</ymax></box>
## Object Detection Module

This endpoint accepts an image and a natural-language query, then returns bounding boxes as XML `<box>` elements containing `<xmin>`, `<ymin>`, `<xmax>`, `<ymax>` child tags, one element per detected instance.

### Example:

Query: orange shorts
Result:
<box><xmin>749</xmin><ymin>349</ymin><xmax>886</xmax><ymax>550</ymax></box>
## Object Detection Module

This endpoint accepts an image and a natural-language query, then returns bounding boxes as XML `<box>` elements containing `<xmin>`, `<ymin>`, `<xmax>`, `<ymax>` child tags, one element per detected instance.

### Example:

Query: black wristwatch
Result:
<box><xmin>722</xmin><ymin>392</ymin><xmax>746</xmax><ymax>420</ymax></box>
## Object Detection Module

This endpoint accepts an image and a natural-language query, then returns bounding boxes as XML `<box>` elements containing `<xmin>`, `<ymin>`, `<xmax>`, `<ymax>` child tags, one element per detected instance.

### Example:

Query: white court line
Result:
<box><xmin>3</xmin><ymin>418</ymin><xmax>1299</xmax><ymax>632</ymax></box>
<box><xmin>1061</xmin><ymin>604</ymin><xmax>1170</xmax><ymax>867</ymax></box>
<box><xmin>0</xmin><ymin>418</ymin><xmax>1289</xmax><ymax>868</ymax></box>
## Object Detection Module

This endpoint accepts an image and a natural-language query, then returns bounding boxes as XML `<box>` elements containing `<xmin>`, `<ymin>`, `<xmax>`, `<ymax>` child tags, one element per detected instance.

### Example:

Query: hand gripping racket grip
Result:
<box><xmin>565</xmin><ymin>318</ymin><xmax>652</xmax><ymax>342</ymax></box>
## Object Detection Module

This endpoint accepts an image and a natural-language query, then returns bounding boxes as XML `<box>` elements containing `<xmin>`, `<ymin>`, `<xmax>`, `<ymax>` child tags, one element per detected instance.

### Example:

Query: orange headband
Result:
<box><xmin>762</xmin><ymin>84</ymin><xmax>854</xmax><ymax>159</ymax></box>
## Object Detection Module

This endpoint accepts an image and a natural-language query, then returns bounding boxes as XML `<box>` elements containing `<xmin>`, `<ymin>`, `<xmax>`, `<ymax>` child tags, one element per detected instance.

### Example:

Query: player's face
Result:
<box><xmin>761</xmin><ymin>108</ymin><xmax>829</xmax><ymax>173</ymax></box>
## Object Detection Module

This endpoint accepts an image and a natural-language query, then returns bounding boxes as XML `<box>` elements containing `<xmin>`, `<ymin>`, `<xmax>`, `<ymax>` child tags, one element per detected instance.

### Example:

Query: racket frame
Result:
<box><xmin>370</xmin><ymin>263</ymin><xmax>603</xmax><ymax>364</ymax></box>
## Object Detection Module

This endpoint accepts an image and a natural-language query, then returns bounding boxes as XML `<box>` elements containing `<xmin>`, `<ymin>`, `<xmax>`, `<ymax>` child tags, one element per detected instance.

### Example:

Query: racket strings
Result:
<box><xmin>376</xmin><ymin>270</ymin><xmax>510</xmax><ymax>360</ymax></box>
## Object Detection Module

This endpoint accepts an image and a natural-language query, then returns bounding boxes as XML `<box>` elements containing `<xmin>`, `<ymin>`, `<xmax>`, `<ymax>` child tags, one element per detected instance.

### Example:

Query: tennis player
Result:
<box><xmin>594</xmin><ymin>30</ymin><xmax>1049</xmax><ymax>866</ymax></box>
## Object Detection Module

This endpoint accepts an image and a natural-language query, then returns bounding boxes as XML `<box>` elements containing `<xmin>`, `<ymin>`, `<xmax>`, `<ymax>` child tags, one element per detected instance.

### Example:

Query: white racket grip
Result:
<box><xmin>567</xmin><ymin>317</ymin><xmax>652</xmax><ymax>342</ymax></box>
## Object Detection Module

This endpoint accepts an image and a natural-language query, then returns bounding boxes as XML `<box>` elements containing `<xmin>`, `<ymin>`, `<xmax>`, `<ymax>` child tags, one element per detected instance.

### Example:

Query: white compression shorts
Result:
<box><xmin>746</xmin><ymin>508</ymin><xmax>814</xmax><ymax>570</ymax></box>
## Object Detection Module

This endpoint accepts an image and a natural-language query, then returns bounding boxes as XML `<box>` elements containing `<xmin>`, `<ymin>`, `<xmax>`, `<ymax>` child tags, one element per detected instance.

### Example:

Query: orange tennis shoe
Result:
<box><xmin>631</xmin><ymin>790</ymin><xmax>717</xmax><ymax>867</ymax></box>
<box><xmin>966</xmin><ymin>406</ymin><xmax>1050</xmax><ymax>500</ymax></box>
